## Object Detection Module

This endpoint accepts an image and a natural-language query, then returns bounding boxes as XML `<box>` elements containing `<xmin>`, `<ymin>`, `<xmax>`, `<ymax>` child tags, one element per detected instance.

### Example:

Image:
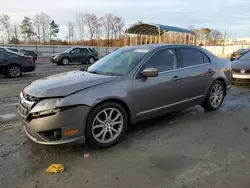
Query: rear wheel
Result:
<box><xmin>7</xmin><ymin>65</ymin><xmax>22</xmax><ymax>78</ymax></box>
<box><xmin>85</xmin><ymin>102</ymin><xmax>128</xmax><ymax>148</ymax></box>
<box><xmin>202</xmin><ymin>80</ymin><xmax>225</xmax><ymax>111</ymax></box>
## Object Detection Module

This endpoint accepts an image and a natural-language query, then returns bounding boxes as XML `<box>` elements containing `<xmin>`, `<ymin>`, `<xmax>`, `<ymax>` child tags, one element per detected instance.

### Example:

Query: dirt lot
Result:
<box><xmin>1</xmin><ymin>60</ymin><xmax>250</xmax><ymax>188</ymax></box>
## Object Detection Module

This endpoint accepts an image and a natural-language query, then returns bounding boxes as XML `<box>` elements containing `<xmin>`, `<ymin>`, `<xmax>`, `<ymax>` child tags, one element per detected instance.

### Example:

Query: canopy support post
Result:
<box><xmin>140</xmin><ymin>35</ymin><xmax>143</xmax><ymax>45</ymax></box>
<box><xmin>145</xmin><ymin>35</ymin><xmax>147</xmax><ymax>44</ymax></box>
<box><xmin>124</xmin><ymin>35</ymin><xmax>127</xmax><ymax>46</ymax></box>
<box><xmin>155</xmin><ymin>36</ymin><xmax>157</xmax><ymax>44</ymax></box>
<box><xmin>189</xmin><ymin>34</ymin><xmax>191</xmax><ymax>44</ymax></box>
<box><xmin>184</xmin><ymin>33</ymin><xmax>187</xmax><ymax>44</ymax></box>
<box><xmin>135</xmin><ymin>35</ymin><xmax>137</xmax><ymax>45</ymax></box>
<box><xmin>129</xmin><ymin>35</ymin><xmax>132</xmax><ymax>46</ymax></box>
<box><xmin>150</xmin><ymin>35</ymin><xmax>152</xmax><ymax>44</ymax></box>
<box><xmin>192</xmin><ymin>35</ymin><xmax>195</xmax><ymax>45</ymax></box>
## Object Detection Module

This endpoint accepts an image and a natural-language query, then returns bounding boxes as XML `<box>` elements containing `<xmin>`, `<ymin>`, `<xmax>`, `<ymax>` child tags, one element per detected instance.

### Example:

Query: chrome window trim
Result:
<box><xmin>158</xmin><ymin>63</ymin><xmax>210</xmax><ymax>75</ymax></box>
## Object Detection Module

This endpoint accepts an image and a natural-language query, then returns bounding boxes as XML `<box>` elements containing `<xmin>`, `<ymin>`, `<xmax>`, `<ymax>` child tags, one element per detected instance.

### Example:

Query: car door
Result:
<box><xmin>176</xmin><ymin>48</ymin><xmax>213</xmax><ymax>101</ymax></box>
<box><xmin>133</xmin><ymin>48</ymin><xmax>184</xmax><ymax>118</ymax></box>
<box><xmin>80</xmin><ymin>48</ymin><xmax>91</xmax><ymax>62</ymax></box>
<box><xmin>70</xmin><ymin>48</ymin><xmax>81</xmax><ymax>62</ymax></box>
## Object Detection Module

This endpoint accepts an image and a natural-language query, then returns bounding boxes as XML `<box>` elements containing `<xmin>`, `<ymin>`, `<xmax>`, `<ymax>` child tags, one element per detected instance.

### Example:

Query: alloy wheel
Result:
<box><xmin>62</xmin><ymin>58</ymin><xmax>69</xmax><ymax>65</ymax></box>
<box><xmin>8</xmin><ymin>66</ymin><xmax>21</xmax><ymax>77</ymax></box>
<box><xmin>210</xmin><ymin>84</ymin><xmax>223</xmax><ymax>108</ymax></box>
<box><xmin>92</xmin><ymin>108</ymin><xmax>124</xmax><ymax>144</ymax></box>
<box><xmin>89</xmin><ymin>57</ymin><xmax>95</xmax><ymax>64</ymax></box>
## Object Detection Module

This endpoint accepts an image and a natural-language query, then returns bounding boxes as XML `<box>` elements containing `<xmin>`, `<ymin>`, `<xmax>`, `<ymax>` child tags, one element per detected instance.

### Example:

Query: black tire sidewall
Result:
<box><xmin>205</xmin><ymin>80</ymin><xmax>225</xmax><ymax>111</ymax></box>
<box><xmin>85</xmin><ymin>102</ymin><xmax>128</xmax><ymax>148</ymax></box>
<box><xmin>7</xmin><ymin>65</ymin><xmax>22</xmax><ymax>78</ymax></box>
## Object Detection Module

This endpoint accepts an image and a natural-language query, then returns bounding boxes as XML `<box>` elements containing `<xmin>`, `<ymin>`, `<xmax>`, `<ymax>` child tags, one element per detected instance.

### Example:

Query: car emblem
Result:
<box><xmin>241</xmin><ymin>69</ymin><xmax>246</xmax><ymax>74</ymax></box>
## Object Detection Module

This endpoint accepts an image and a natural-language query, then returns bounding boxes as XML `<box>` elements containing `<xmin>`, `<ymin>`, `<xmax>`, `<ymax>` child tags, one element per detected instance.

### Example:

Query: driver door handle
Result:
<box><xmin>172</xmin><ymin>76</ymin><xmax>182</xmax><ymax>81</ymax></box>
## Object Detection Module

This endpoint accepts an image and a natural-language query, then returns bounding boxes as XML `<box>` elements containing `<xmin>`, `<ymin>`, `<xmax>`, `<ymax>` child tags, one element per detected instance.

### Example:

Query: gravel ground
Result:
<box><xmin>1</xmin><ymin>60</ymin><xmax>250</xmax><ymax>188</ymax></box>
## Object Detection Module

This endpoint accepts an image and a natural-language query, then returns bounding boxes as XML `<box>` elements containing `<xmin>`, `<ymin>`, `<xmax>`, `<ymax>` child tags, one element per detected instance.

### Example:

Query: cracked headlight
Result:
<box><xmin>30</xmin><ymin>98</ymin><xmax>64</xmax><ymax>113</ymax></box>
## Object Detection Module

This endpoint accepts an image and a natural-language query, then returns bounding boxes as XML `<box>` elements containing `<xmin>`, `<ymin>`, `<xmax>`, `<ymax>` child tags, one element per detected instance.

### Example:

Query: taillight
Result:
<box><xmin>27</xmin><ymin>57</ymin><xmax>33</xmax><ymax>62</ymax></box>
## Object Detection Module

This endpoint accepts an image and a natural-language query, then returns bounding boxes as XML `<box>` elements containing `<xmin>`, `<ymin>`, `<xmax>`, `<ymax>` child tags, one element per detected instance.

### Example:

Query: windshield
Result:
<box><xmin>87</xmin><ymin>48</ymin><xmax>150</xmax><ymax>75</ymax></box>
<box><xmin>63</xmin><ymin>48</ymin><xmax>73</xmax><ymax>53</ymax></box>
<box><xmin>239</xmin><ymin>51</ymin><xmax>250</xmax><ymax>60</ymax></box>
<box><xmin>7</xmin><ymin>48</ymin><xmax>18</xmax><ymax>52</ymax></box>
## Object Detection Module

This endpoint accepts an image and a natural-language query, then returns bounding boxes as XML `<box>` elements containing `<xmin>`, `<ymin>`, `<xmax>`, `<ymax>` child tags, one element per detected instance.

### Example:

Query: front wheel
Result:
<box><xmin>88</xmin><ymin>57</ymin><xmax>95</xmax><ymax>64</ymax></box>
<box><xmin>7</xmin><ymin>65</ymin><xmax>22</xmax><ymax>78</ymax></box>
<box><xmin>202</xmin><ymin>80</ymin><xmax>225</xmax><ymax>111</ymax></box>
<box><xmin>85</xmin><ymin>102</ymin><xmax>128</xmax><ymax>148</ymax></box>
<box><xmin>61</xmin><ymin>58</ymin><xmax>70</xmax><ymax>65</ymax></box>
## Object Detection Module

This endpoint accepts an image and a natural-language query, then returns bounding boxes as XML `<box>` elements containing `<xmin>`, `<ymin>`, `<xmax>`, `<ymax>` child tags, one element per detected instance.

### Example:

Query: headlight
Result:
<box><xmin>30</xmin><ymin>98</ymin><xmax>64</xmax><ymax>113</ymax></box>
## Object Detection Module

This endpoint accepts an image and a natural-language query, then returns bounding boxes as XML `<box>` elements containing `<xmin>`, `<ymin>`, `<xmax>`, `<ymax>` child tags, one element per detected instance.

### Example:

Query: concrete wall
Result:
<box><xmin>1</xmin><ymin>44</ymin><xmax>250</xmax><ymax>58</ymax></box>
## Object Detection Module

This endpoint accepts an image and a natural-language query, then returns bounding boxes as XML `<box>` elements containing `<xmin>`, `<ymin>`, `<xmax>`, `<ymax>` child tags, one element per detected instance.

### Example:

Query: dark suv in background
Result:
<box><xmin>51</xmin><ymin>47</ymin><xmax>98</xmax><ymax>65</ymax></box>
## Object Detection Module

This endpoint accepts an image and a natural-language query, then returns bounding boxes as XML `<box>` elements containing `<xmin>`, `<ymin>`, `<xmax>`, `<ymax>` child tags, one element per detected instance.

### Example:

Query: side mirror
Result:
<box><xmin>142</xmin><ymin>68</ymin><xmax>158</xmax><ymax>77</ymax></box>
<box><xmin>71</xmin><ymin>51</ymin><xmax>75</xmax><ymax>54</ymax></box>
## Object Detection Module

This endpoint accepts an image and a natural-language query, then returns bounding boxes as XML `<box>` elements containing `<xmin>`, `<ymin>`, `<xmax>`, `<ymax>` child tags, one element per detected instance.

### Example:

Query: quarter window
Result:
<box><xmin>203</xmin><ymin>54</ymin><xmax>210</xmax><ymax>63</ymax></box>
<box><xmin>180</xmin><ymin>48</ymin><xmax>203</xmax><ymax>67</ymax></box>
<box><xmin>144</xmin><ymin>49</ymin><xmax>177</xmax><ymax>72</ymax></box>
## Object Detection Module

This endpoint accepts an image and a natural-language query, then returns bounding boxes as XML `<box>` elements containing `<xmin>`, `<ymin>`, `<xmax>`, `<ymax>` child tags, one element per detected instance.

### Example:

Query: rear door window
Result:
<box><xmin>179</xmin><ymin>48</ymin><xmax>204</xmax><ymax>68</ymax></box>
<box><xmin>74</xmin><ymin>48</ymin><xmax>81</xmax><ymax>53</ymax></box>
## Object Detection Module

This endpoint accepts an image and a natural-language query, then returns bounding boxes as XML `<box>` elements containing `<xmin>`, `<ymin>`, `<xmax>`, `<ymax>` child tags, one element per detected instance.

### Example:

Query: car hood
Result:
<box><xmin>52</xmin><ymin>53</ymin><xmax>62</xmax><ymax>57</ymax></box>
<box><xmin>23</xmin><ymin>70</ymin><xmax>117</xmax><ymax>98</ymax></box>
<box><xmin>232</xmin><ymin>59</ymin><xmax>250</xmax><ymax>69</ymax></box>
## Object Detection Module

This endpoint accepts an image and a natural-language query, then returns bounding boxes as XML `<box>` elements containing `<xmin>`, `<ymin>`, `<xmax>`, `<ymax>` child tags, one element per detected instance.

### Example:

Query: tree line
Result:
<box><xmin>0</xmin><ymin>13</ymin><xmax>124</xmax><ymax>46</ymax></box>
<box><xmin>0</xmin><ymin>12</ymin><xmax>224</xmax><ymax>47</ymax></box>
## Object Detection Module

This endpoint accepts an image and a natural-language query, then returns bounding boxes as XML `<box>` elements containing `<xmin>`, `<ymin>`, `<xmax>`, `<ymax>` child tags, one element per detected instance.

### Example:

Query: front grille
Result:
<box><xmin>232</xmin><ymin>69</ymin><xmax>250</xmax><ymax>74</ymax></box>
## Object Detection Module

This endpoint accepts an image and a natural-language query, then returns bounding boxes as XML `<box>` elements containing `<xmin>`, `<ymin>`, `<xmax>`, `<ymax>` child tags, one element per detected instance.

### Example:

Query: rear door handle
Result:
<box><xmin>172</xmin><ymin>76</ymin><xmax>182</xmax><ymax>81</ymax></box>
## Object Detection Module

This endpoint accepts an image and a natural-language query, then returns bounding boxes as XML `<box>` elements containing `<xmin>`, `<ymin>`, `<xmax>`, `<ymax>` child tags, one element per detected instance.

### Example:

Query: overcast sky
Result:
<box><xmin>1</xmin><ymin>0</ymin><xmax>250</xmax><ymax>39</ymax></box>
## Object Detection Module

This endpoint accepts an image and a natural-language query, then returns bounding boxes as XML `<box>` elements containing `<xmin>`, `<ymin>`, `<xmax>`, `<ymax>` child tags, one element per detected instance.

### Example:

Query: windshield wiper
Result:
<box><xmin>87</xmin><ymin>70</ymin><xmax>102</xmax><ymax>75</ymax></box>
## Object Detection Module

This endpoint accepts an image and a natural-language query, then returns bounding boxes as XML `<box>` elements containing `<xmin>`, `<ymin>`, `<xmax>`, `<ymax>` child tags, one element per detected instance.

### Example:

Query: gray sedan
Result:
<box><xmin>232</xmin><ymin>50</ymin><xmax>250</xmax><ymax>82</ymax></box>
<box><xmin>18</xmin><ymin>44</ymin><xmax>232</xmax><ymax>148</ymax></box>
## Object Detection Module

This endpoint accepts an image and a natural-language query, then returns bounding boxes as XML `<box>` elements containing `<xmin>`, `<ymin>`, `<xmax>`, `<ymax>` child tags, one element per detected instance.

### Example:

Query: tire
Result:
<box><xmin>61</xmin><ymin>57</ymin><xmax>70</xmax><ymax>65</ymax></box>
<box><xmin>85</xmin><ymin>102</ymin><xmax>128</xmax><ymax>148</ymax></box>
<box><xmin>202</xmin><ymin>80</ymin><xmax>225</xmax><ymax>111</ymax></box>
<box><xmin>7</xmin><ymin>65</ymin><xmax>22</xmax><ymax>78</ymax></box>
<box><xmin>88</xmin><ymin>57</ymin><xmax>95</xmax><ymax>64</ymax></box>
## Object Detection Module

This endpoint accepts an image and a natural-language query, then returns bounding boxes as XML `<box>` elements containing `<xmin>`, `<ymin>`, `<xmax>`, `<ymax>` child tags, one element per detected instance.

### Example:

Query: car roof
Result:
<box><xmin>122</xmin><ymin>44</ymin><xmax>204</xmax><ymax>50</ymax></box>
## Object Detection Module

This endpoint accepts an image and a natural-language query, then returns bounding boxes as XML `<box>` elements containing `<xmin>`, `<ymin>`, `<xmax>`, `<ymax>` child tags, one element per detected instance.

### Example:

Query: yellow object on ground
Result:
<box><xmin>45</xmin><ymin>164</ymin><xmax>65</xmax><ymax>173</ymax></box>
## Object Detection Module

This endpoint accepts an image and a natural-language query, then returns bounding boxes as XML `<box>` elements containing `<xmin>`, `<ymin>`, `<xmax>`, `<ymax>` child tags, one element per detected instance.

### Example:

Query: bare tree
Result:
<box><xmin>210</xmin><ymin>29</ymin><xmax>223</xmax><ymax>45</ymax></box>
<box><xmin>84</xmin><ymin>13</ymin><xmax>99</xmax><ymax>45</ymax></box>
<box><xmin>33</xmin><ymin>14</ymin><xmax>42</xmax><ymax>44</ymax></box>
<box><xmin>113</xmin><ymin>16</ymin><xmax>124</xmax><ymax>40</ymax></box>
<box><xmin>102</xmin><ymin>14</ymin><xmax>113</xmax><ymax>46</ymax></box>
<box><xmin>76</xmin><ymin>13</ymin><xmax>85</xmax><ymax>41</ymax></box>
<box><xmin>40</xmin><ymin>13</ymin><xmax>52</xmax><ymax>44</ymax></box>
<box><xmin>68</xmin><ymin>22</ymin><xmax>75</xmax><ymax>44</ymax></box>
<box><xmin>0</xmin><ymin>14</ymin><xmax>11</xmax><ymax>43</ymax></box>
<box><xmin>10</xmin><ymin>22</ymin><xmax>21</xmax><ymax>44</ymax></box>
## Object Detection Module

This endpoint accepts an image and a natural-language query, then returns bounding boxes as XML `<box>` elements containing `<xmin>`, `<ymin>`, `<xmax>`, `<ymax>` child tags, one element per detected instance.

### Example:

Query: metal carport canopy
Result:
<box><xmin>125</xmin><ymin>22</ymin><xmax>195</xmax><ymax>36</ymax></box>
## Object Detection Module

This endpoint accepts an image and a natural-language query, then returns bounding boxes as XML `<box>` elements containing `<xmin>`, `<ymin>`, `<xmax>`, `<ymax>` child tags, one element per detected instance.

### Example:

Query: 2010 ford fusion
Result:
<box><xmin>18</xmin><ymin>44</ymin><xmax>232</xmax><ymax>148</ymax></box>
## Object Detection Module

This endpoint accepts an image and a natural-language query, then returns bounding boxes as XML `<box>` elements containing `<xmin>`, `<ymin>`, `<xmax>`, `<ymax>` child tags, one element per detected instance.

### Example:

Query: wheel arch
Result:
<box><xmin>85</xmin><ymin>98</ymin><xmax>131</xmax><ymax>130</ymax></box>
